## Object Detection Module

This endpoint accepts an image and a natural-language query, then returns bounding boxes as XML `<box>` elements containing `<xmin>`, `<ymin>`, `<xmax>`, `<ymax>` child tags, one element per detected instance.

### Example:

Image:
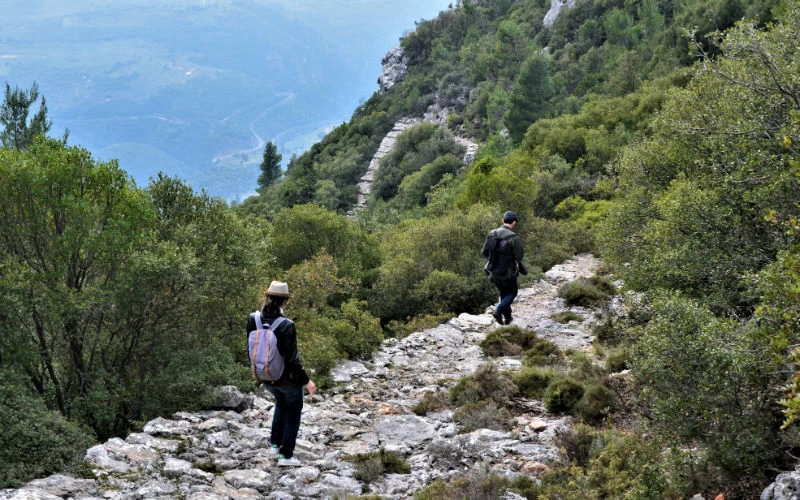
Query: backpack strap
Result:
<box><xmin>267</xmin><ymin>316</ymin><xmax>286</xmax><ymax>332</ymax></box>
<box><xmin>253</xmin><ymin>311</ymin><xmax>264</xmax><ymax>331</ymax></box>
<box><xmin>250</xmin><ymin>312</ymin><xmax>262</xmax><ymax>381</ymax></box>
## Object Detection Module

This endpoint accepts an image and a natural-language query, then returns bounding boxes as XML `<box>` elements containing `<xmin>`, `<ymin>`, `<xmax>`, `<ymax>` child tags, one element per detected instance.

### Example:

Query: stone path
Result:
<box><xmin>2</xmin><ymin>254</ymin><xmax>602</xmax><ymax>500</ymax></box>
<box><xmin>354</xmin><ymin>119</ymin><xmax>479</xmax><ymax>212</ymax></box>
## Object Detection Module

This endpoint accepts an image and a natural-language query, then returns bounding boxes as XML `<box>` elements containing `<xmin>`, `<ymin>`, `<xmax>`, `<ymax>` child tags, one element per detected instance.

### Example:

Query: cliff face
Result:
<box><xmin>378</xmin><ymin>45</ymin><xmax>409</xmax><ymax>93</ymax></box>
<box><xmin>1</xmin><ymin>255</ymin><xmax>605</xmax><ymax>499</ymax></box>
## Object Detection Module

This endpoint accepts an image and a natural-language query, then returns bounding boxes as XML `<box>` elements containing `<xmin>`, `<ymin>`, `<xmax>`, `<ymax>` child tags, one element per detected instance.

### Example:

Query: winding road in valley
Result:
<box><xmin>211</xmin><ymin>91</ymin><xmax>296</xmax><ymax>163</ymax></box>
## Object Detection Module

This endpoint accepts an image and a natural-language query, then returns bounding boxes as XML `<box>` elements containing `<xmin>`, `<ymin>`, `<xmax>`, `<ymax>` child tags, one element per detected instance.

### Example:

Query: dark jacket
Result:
<box><xmin>481</xmin><ymin>225</ymin><xmax>524</xmax><ymax>279</ymax></box>
<box><xmin>246</xmin><ymin>311</ymin><xmax>310</xmax><ymax>386</ymax></box>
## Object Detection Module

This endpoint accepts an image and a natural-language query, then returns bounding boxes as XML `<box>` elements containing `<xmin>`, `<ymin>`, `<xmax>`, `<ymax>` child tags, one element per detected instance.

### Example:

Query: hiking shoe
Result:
<box><xmin>492</xmin><ymin>310</ymin><xmax>505</xmax><ymax>325</ymax></box>
<box><xmin>268</xmin><ymin>444</ymin><xmax>280</xmax><ymax>457</ymax></box>
<box><xmin>277</xmin><ymin>455</ymin><xmax>302</xmax><ymax>467</ymax></box>
<box><xmin>504</xmin><ymin>314</ymin><xmax>513</xmax><ymax>325</ymax></box>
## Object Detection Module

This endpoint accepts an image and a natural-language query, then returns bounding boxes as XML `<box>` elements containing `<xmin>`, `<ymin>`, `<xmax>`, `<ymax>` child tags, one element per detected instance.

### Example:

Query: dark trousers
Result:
<box><xmin>263</xmin><ymin>383</ymin><xmax>304</xmax><ymax>459</ymax></box>
<box><xmin>492</xmin><ymin>275</ymin><xmax>518</xmax><ymax>319</ymax></box>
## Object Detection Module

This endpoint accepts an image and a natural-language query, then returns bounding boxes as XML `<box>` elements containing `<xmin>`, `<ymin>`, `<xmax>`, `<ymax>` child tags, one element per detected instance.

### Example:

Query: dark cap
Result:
<box><xmin>503</xmin><ymin>211</ymin><xmax>518</xmax><ymax>222</ymax></box>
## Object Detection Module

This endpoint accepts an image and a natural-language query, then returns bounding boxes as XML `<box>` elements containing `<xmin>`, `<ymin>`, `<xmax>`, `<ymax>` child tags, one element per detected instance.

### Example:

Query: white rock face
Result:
<box><xmin>378</xmin><ymin>45</ymin><xmax>408</xmax><ymax>93</ymax></box>
<box><xmin>543</xmin><ymin>0</ymin><xmax>577</xmax><ymax>27</ymax></box>
<box><xmin>2</xmin><ymin>254</ymin><xmax>611</xmax><ymax>500</ymax></box>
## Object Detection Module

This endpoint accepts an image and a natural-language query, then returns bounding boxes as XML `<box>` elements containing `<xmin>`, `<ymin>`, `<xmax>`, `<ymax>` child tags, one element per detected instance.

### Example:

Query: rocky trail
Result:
<box><xmin>2</xmin><ymin>254</ymin><xmax>602</xmax><ymax>500</ymax></box>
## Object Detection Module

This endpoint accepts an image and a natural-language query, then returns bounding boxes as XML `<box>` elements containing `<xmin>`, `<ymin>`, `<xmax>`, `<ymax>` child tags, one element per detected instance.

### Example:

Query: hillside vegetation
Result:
<box><xmin>1</xmin><ymin>0</ymin><xmax>799</xmax><ymax>497</ymax></box>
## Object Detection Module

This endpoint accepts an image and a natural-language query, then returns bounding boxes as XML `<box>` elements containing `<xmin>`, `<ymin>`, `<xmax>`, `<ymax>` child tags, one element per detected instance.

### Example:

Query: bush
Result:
<box><xmin>633</xmin><ymin>291</ymin><xmax>782</xmax><ymax>477</ymax></box>
<box><xmin>521</xmin><ymin>338</ymin><xmax>563</xmax><ymax>366</ymax></box>
<box><xmin>603</xmin><ymin>346</ymin><xmax>629</xmax><ymax>373</ymax></box>
<box><xmin>335</xmin><ymin>300</ymin><xmax>384</xmax><ymax>360</ymax></box>
<box><xmin>428</xmin><ymin>438</ymin><xmax>478</xmax><ymax>468</ymax></box>
<box><xmin>551</xmin><ymin>311</ymin><xmax>585</xmax><ymax>323</ymax></box>
<box><xmin>544</xmin><ymin>427</ymin><xmax>673</xmax><ymax>498</ymax></box>
<box><xmin>479</xmin><ymin>325</ymin><xmax>539</xmax><ymax>357</ymax></box>
<box><xmin>480</xmin><ymin>334</ymin><xmax>523</xmax><ymax>357</ymax></box>
<box><xmin>293</xmin><ymin>314</ymin><xmax>342</xmax><ymax>382</ymax></box>
<box><xmin>449</xmin><ymin>363</ymin><xmax>516</xmax><ymax>406</ymax></box>
<box><xmin>454</xmin><ymin>400</ymin><xmax>511</xmax><ymax>433</ymax></box>
<box><xmin>566</xmin><ymin>349</ymin><xmax>604</xmax><ymax>380</ymax></box>
<box><xmin>385</xmin><ymin>313</ymin><xmax>452</xmax><ymax>339</ymax></box>
<box><xmin>511</xmin><ymin>366</ymin><xmax>554</xmax><ymax>398</ymax></box>
<box><xmin>574</xmin><ymin>383</ymin><xmax>615</xmax><ymax>423</ymax></box>
<box><xmin>411</xmin><ymin>270</ymin><xmax>484</xmax><ymax>316</ymax></box>
<box><xmin>544</xmin><ymin>376</ymin><xmax>585</xmax><ymax>413</ymax></box>
<box><xmin>412</xmin><ymin>390</ymin><xmax>450</xmax><ymax>416</ymax></box>
<box><xmin>0</xmin><ymin>372</ymin><xmax>96</xmax><ymax>488</ymax></box>
<box><xmin>345</xmin><ymin>449</ymin><xmax>410</xmax><ymax>484</ymax></box>
<box><xmin>558</xmin><ymin>275</ymin><xmax>617</xmax><ymax>307</ymax></box>
<box><xmin>414</xmin><ymin>467</ymin><xmax>511</xmax><ymax>500</ymax></box>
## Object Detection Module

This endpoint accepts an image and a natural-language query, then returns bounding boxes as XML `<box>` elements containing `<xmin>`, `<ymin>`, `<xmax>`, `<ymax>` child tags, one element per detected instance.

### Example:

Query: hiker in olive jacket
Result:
<box><xmin>481</xmin><ymin>210</ymin><xmax>525</xmax><ymax>325</ymax></box>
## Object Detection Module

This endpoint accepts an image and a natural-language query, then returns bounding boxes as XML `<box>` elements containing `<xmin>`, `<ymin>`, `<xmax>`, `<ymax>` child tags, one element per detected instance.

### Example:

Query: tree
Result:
<box><xmin>504</xmin><ymin>51</ymin><xmax>554</xmax><ymax>144</ymax></box>
<box><xmin>257</xmin><ymin>141</ymin><xmax>282</xmax><ymax>191</ymax></box>
<box><xmin>0</xmin><ymin>82</ymin><xmax>60</xmax><ymax>151</ymax></box>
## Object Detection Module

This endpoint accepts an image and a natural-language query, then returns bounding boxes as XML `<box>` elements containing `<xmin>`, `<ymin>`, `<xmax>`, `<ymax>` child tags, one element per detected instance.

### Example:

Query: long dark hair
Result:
<box><xmin>261</xmin><ymin>294</ymin><xmax>288</xmax><ymax>316</ymax></box>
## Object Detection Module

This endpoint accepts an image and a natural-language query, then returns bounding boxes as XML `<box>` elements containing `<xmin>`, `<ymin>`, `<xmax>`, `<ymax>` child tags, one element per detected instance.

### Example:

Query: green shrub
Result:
<box><xmin>480</xmin><ymin>335</ymin><xmax>522</xmax><ymax>357</ymax></box>
<box><xmin>454</xmin><ymin>400</ymin><xmax>511</xmax><ymax>433</ymax></box>
<box><xmin>479</xmin><ymin>325</ymin><xmax>540</xmax><ymax>357</ymax></box>
<box><xmin>592</xmin><ymin>315</ymin><xmax>621</xmax><ymax>344</ymax></box>
<box><xmin>566</xmin><ymin>350</ymin><xmax>604</xmax><ymax>380</ymax></box>
<box><xmin>555</xmin><ymin>423</ymin><xmax>598</xmax><ymax>467</ymax></box>
<box><xmin>558</xmin><ymin>275</ymin><xmax>617</xmax><ymax>307</ymax></box>
<box><xmin>345</xmin><ymin>449</ymin><xmax>410</xmax><ymax>484</ymax></box>
<box><xmin>335</xmin><ymin>300</ymin><xmax>384</xmax><ymax>360</ymax></box>
<box><xmin>0</xmin><ymin>372</ymin><xmax>96</xmax><ymax>488</ymax></box>
<box><xmin>193</xmin><ymin>460</ymin><xmax>224</xmax><ymax>474</ymax></box>
<box><xmin>550</xmin><ymin>311</ymin><xmax>585</xmax><ymax>323</ymax></box>
<box><xmin>511</xmin><ymin>366</ymin><xmax>554</xmax><ymax>398</ymax></box>
<box><xmin>411</xmin><ymin>270</ymin><xmax>484</xmax><ymax>317</ymax></box>
<box><xmin>414</xmin><ymin>467</ymin><xmax>511</xmax><ymax>500</ymax></box>
<box><xmin>385</xmin><ymin>313</ymin><xmax>452</xmax><ymax>339</ymax></box>
<box><xmin>412</xmin><ymin>390</ymin><xmax>450</xmax><ymax>416</ymax></box>
<box><xmin>574</xmin><ymin>383</ymin><xmax>615</xmax><ymax>423</ymax></box>
<box><xmin>633</xmin><ymin>291</ymin><xmax>782</xmax><ymax>477</ymax></box>
<box><xmin>544</xmin><ymin>376</ymin><xmax>585</xmax><ymax>413</ymax></box>
<box><xmin>294</xmin><ymin>315</ymin><xmax>342</xmax><ymax>381</ymax></box>
<box><xmin>603</xmin><ymin>346</ymin><xmax>629</xmax><ymax>373</ymax></box>
<box><xmin>521</xmin><ymin>338</ymin><xmax>563</xmax><ymax>366</ymax></box>
<box><xmin>428</xmin><ymin>439</ymin><xmax>477</xmax><ymax>468</ymax></box>
<box><xmin>449</xmin><ymin>363</ymin><xmax>516</xmax><ymax>406</ymax></box>
<box><xmin>543</xmin><ymin>427</ymin><xmax>673</xmax><ymax>498</ymax></box>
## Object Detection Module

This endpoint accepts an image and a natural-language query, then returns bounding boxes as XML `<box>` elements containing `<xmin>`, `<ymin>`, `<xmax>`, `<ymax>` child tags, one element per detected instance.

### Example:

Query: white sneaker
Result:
<box><xmin>277</xmin><ymin>455</ymin><xmax>302</xmax><ymax>467</ymax></box>
<box><xmin>268</xmin><ymin>444</ymin><xmax>280</xmax><ymax>457</ymax></box>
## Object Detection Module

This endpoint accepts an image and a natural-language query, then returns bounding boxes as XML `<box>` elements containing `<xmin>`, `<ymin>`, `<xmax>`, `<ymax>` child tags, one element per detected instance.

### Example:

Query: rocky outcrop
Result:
<box><xmin>0</xmin><ymin>254</ymin><xmax>603</xmax><ymax>500</ymax></box>
<box><xmin>378</xmin><ymin>46</ymin><xmax>409</xmax><ymax>93</ymax></box>
<box><xmin>543</xmin><ymin>0</ymin><xmax>577</xmax><ymax>27</ymax></box>
<box><xmin>762</xmin><ymin>471</ymin><xmax>800</xmax><ymax>500</ymax></box>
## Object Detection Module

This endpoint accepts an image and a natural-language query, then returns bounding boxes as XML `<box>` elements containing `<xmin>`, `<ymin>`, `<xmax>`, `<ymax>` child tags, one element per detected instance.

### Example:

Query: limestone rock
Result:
<box><xmin>762</xmin><ymin>471</ymin><xmax>800</xmax><ymax>500</ymax></box>
<box><xmin>378</xmin><ymin>45</ymin><xmax>408</xmax><ymax>93</ymax></box>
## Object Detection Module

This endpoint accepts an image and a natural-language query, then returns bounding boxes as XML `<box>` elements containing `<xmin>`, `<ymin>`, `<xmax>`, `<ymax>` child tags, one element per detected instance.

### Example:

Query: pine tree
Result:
<box><xmin>257</xmin><ymin>141</ymin><xmax>282</xmax><ymax>191</ymax></box>
<box><xmin>1</xmin><ymin>81</ymin><xmax>54</xmax><ymax>151</ymax></box>
<box><xmin>504</xmin><ymin>51</ymin><xmax>554</xmax><ymax>144</ymax></box>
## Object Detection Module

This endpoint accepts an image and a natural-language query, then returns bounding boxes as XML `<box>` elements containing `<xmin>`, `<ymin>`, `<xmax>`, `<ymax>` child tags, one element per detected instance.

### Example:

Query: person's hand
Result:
<box><xmin>305</xmin><ymin>380</ymin><xmax>317</xmax><ymax>397</ymax></box>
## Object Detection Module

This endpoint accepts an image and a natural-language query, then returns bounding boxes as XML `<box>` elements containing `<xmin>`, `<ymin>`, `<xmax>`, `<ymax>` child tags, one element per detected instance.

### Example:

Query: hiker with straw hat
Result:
<box><xmin>246</xmin><ymin>280</ymin><xmax>316</xmax><ymax>467</ymax></box>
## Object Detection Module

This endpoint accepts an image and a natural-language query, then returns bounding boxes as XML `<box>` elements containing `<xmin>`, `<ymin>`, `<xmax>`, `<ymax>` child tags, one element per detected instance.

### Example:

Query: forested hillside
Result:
<box><xmin>1</xmin><ymin>0</ymin><xmax>799</xmax><ymax>497</ymax></box>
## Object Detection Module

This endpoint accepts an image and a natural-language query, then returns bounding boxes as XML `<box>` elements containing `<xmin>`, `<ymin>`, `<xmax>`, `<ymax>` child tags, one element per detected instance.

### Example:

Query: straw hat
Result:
<box><xmin>266</xmin><ymin>280</ymin><xmax>291</xmax><ymax>298</ymax></box>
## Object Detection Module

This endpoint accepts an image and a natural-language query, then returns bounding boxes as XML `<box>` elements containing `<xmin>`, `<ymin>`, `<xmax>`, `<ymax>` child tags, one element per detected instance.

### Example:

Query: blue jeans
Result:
<box><xmin>263</xmin><ymin>383</ymin><xmax>304</xmax><ymax>459</ymax></box>
<box><xmin>492</xmin><ymin>275</ymin><xmax>518</xmax><ymax>319</ymax></box>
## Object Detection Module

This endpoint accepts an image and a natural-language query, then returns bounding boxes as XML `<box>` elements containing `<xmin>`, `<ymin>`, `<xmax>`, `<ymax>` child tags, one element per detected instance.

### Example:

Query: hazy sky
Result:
<box><xmin>1</xmin><ymin>0</ymin><xmax>455</xmax><ymax>199</ymax></box>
